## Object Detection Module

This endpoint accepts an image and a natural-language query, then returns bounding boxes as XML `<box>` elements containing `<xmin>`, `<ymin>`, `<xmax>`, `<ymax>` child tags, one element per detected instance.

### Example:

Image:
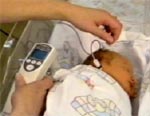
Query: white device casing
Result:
<box><xmin>19</xmin><ymin>43</ymin><xmax>57</xmax><ymax>83</ymax></box>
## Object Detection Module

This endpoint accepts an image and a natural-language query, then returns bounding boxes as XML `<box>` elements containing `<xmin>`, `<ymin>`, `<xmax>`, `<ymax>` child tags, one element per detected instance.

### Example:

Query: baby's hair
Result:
<box><xmin>83</xmin><ymin>49</ymin><xmax>114</xmax><ymax>68</ymax></box>
<box><xmin>83</xmin><ymin>49</ymin><xmax>118</xmax><ymax>67</ymax></box>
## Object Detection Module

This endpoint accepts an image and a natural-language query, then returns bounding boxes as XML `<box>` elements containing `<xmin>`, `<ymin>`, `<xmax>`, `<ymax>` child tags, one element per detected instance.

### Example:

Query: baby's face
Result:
<box><xmin>101</xmin><ymin>51</ymin><xmax>138</xmax><ymax>98</ymax></box>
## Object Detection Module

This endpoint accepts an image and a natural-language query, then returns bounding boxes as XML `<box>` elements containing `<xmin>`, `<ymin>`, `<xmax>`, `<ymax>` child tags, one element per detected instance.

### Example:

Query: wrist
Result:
<box><xmin>30</xmin><ymin>0</ymin><xmax>82</xmax><ymax>22</ymax></box>
<box><xmin>47</xmin><ymin>0</ymin><xmax>74</xmax><ymax>21</ymax></box>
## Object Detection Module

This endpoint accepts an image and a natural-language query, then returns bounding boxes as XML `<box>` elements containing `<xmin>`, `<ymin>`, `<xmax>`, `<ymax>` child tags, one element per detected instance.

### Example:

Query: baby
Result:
<box><xmin>83</xmin><ymin>49</ymin><xmax>138</xmax><ymax>98</ymax></box>
<box><xmin>44</xmin><ymin>49</ymin><xmax>138</xmax><ymax>116</ymax></box>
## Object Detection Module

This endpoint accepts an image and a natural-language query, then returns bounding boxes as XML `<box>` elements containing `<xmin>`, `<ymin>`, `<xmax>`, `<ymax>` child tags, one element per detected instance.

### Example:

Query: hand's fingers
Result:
<box><xmin>110</xmin><ymin>24</ymin><xmax>122</xmax><ymax>41</ymax></box>
<box><xmin>15</xmin><ymin>73</ymin><xmax>26</xmax><ymax>88</ymax></box>
<box><xmin>32</xmin><ymin>77</ymin><xmax>54</xmax><ymax>90</ymax></box>
<box><xmin>102</xmin><ymin>15</ymin><xmax>122</xmax><ymax>41</ymax></box>
<box><xmin>90</xmin><ymin>25</ymin><xmax>115</xmax><ymax>44</ymax></box>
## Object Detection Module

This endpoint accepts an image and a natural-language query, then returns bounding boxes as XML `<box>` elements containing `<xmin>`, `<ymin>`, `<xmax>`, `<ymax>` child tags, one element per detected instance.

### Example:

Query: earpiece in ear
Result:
<box><xmin>93</xmin><ymin>59</ymin><xmax>102</xmax><ymax>68</ymax></box>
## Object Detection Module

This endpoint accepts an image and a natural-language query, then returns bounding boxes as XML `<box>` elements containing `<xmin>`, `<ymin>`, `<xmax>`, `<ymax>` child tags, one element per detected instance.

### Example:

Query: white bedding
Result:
<box><xmin>48</xmin><ymin>22</ymin><xmax>150</xmax><ymax>116</ymax></box>
<box><xmin>44</xmin><ymin>65</ymin><xmax>132</xmax><ymax>116</ymax></box>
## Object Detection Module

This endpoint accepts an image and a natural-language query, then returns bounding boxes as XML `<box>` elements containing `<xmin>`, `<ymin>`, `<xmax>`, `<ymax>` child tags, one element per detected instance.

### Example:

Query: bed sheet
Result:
<box><xmin>138</xmin><ymin>62</ymin><xmax>150</xmax><ymax>116</ymax></box>
<box><xmin>48</xmin><ymin>22</ymin><xmax>150</xmax><ymax>116</ymax></box>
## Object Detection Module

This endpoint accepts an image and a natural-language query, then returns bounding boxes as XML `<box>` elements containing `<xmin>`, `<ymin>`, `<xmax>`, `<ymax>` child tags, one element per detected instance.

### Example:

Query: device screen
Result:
<box><xmin>31</xmin><ymin>49</ymin><xmax>48</xmax><ymax>60</ymax></box>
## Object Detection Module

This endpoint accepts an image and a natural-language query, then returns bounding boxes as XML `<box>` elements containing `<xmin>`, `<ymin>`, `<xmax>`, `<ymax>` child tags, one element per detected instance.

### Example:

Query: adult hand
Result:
<box><xmin>11</xmin><ymin>74</ymin><xmax>54</xmax><ymax>116</ymax></box>
<box><xmin>0</xmin><ymin>0</ymin><xmax>122</xmax><ymax>44</ymax></box>
<box><xmin>65</xmin><ymin>5</ymin><xmax>122</xmax><ymax>44</ymax></box>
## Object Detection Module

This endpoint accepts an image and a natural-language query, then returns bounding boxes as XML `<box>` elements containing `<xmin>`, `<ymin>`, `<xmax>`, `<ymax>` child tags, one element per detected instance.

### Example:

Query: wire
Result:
<box><xmin>57</xmin><ymin>21</ymin><xmax>103</xmax><ymax>55</ymax></box>
<box><xmin>90</xmin><ymin>39</ymin><xmax>103</xmax><ymax>59</ymax></box>
<box><xmin>0</xmin><ymin>29</ymin><xmax>18</xmax><ymax>39</ymax></box>
<box><xmin>57</xmin><ymin>21</ymin><xmax>90</xmax><ymax>55</ymax></box>
<box><xmin>57</xmin><ymin>21</ymin><xmax>103</xmax><ymax>68</ymax></box>
<box><xmin>0</xmin><ymin>29</ymin><xmax>9</xmax><ymax>36</ymax></box>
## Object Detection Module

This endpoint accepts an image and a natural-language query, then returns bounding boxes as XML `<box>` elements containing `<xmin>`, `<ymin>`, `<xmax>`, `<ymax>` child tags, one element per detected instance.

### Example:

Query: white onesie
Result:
<box><xmin>44</xmin><ymin>65</ymin><xmax>131</xmax><ymax>116</ymax></box>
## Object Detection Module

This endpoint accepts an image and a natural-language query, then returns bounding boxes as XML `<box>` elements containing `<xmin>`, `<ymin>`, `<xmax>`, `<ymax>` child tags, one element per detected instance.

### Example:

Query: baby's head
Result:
<box><xmin>83</xmin><ymin>49</ymin><xmax>138</xmax><ymax>98</ymax></box>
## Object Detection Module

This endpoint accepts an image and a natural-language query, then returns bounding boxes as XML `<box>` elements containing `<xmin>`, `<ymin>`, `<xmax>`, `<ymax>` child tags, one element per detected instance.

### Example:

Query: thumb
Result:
<box><xmin>15</xmin><ymin>73</ymin><xmax>26</xmax><ymax>88</ymax></box>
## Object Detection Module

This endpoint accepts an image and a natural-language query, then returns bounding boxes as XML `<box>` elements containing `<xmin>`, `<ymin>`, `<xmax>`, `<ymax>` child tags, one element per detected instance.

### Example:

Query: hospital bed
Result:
<box><xmin>1</xmin><ymin>0</ymin><xmax>150</xmax><ymax>116</ymax></box>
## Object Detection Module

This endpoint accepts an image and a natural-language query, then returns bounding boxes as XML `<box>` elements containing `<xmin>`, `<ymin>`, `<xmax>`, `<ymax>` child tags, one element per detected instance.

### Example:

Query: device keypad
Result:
<box><xmin>26</xmin><ymin>59</ymin><xmax>31</xmax><ymax>63</ymax></box>
<box><xmin>24</xmin><ymin>59</ymin><xmax>42</xmax><ymax>72</ymax></box>
<box><xmin>37</xmin><ymin>61</ymin><xmax>42</xmax><ymax>65</ymax></box>
<box><xmin>26</xmin><ymin>64</ymin><xmax>35</xmax><ymax>71</ymax></box>
<box><xmin>31</xmin><ymin>60</ymin><xmax>36</xmax><ymax>64</ymax></box>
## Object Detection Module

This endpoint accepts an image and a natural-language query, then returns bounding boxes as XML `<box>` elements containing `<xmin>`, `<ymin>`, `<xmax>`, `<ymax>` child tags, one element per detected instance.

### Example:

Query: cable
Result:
<box><xmin>0</xmin><ymin>29</ymin><xmax>9</xmax><ymax>36</ymax></box>
<box><xmin>57</xmin><ymin>21</ymin><xmax>102</xmax><ymax>68</ymax></box>
<box><xmin>90</xmin><ymin>40</ymin><xmax>103</xmax><ymax>68</ymax></box>
<box><xmin>0</xmin><ymin>29</ymin><xmax>18</xmax><ymax>39</ymax></box>
<box><xmin>57</xmin><ymin>21</ymin><xmax>90</xmax><ymax>55</ymax></box>
<box><xmin>90</xmin><ymin>39</ymin><xmax>103</xmax><ymax>59</ymax></box>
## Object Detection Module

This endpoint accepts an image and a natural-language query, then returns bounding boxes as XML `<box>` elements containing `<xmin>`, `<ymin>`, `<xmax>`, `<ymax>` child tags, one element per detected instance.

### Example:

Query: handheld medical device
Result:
<box><xmin>3</xmin><ymin>43</ymin><xmax>57</xmax><ymax>114</ymax></box>
<box><xmin>19</xmin><ymin>43</ymin><xmax>57</xmax><ymax>83</ymax></box>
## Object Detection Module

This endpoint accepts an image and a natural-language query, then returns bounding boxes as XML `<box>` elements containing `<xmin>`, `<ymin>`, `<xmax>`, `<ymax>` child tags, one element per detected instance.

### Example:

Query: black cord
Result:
<box><xmin>0</xmin><ymin>29</ymin><xmax>9</xmax><ymax>36</ymax></box>
<box><xmin>0</xmin><ymin>29</ymin><xmax>18</xmax><ymax>39</ymax></box>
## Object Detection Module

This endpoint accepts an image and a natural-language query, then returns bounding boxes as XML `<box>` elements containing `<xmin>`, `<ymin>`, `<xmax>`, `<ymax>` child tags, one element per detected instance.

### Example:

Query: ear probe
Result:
<box><xmin>90</xmin><ymin>40</ymin><xmax>102</xmax><ymax>68</ymax></box>
<box><xmin>93</xmin><ymin>59</ymin><xmax>101</xmax><ymax>68</ymax></box>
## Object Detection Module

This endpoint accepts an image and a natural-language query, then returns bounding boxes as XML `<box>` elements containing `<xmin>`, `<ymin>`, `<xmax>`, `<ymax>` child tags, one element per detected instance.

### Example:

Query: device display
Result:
<box><xmin>20</xmin><ymin>43</ymin><xmax>56</xmax><ymax>80</ymax></box>
<box><xmin>31</xmin><ymin>49</ymin><xmax>48</xmax><ymax>60</ymax></box>
<box><xmin>23</xmin><ymin>44</ymin><xmax>53</xmax><ymax>72</ymax></box>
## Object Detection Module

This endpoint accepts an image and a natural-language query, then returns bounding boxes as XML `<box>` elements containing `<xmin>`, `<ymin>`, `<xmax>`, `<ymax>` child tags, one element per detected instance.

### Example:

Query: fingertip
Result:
<box><xmin>114</xmin><ymin>23</ymin><xmax>123</xmax><ymax>40</ymax></box>
<box><xmin>15</xmin><ymin>73</ymin><xmax>24</xmax><ymax>82</ymax></box>
<box><xmin>91</xmin><ymin>26</ymin><xmax>115</xmax><ymax>44</ymax></box>
<box><xmin>15</xmin><ymin>73</ymin><xmax>22</xmax><ymax>79</ymax></box>
<box><xmin>43</xmin><ymin>77</ymin><xmax>54</xmax><ymax>84</ymax></box>
<box><xmin>15</xmin><ymin>73</ymin><xmax>26</xmax><ymax>88</ymax></box>
<box><xmin>106</xmin><ymin>37</ymin><xmax>115</xmax><ymax>44</ymax></box>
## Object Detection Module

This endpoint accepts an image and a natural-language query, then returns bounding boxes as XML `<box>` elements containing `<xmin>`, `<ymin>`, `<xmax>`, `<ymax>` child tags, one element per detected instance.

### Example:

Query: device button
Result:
<box><xmin>31</xmin><ymin>60</ymin><xmax>36</xmax><ymax>64</ymax></box>
<box><xmin>37</xmin><ymin>61</ymin><xmax>42</xmax><ymax>65</ymax></box>
<box><xmin>26</xmin><ymin>59</ymin><xmax>31</xmax><ymax>63</ymax></box>
<box><xmin>26</xmin><ymin>64</ymin><xmax>34</xmax><ymax>71</ymax></box>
